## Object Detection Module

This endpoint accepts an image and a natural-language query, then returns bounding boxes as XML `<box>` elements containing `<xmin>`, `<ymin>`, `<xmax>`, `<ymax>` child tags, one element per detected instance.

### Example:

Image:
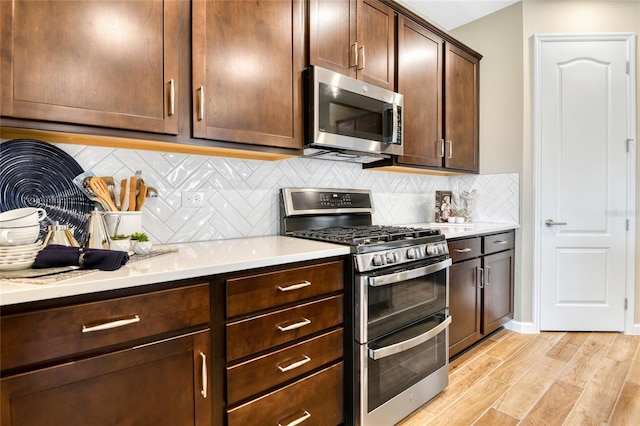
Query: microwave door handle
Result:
<box><xmin>368</xmin><ymin>258</ymin><xmax>452</xmax><ymax>287</ymax></box>
<box><xmin>368</xmin><ymin>316</ymin><xmax>452</xmax><ymax>360</ymax></box>
<box><xmin>392</xmin><ymin>103</ymin><xmax>398</xmax><ymax>143</ymax></box>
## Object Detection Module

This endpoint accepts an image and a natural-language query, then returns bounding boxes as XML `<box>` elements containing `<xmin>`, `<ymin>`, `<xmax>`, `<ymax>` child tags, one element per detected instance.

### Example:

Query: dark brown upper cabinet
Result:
<box><xmin>191</xmin><ymin>0</ymin><xmax>305</xmax><ymax>150</ymax></box>
<box><xmin>392</xmin><ymin>15</ymin><xmax>479</xmax><ymax>173</ymax></box>
<box><xmin>0</xmin><ymin>0</ymin><xmax>179</xmax><ymax>135</ymax></box>
<box><xmin>309</xmin><ymin>0</ymin><xmax>395</xmax><ymax>90</ymax></box>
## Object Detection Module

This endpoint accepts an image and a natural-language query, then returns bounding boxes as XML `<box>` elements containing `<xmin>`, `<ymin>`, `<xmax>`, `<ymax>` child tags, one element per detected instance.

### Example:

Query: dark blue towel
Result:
<box><xmin>34</xmin><ymin>244</ymin><xmax>129</xmax><ymax>271</ymax></box>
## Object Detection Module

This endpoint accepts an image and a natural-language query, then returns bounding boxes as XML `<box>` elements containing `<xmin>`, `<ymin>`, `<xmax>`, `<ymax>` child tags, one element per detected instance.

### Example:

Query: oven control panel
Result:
<box><xmin>355</xmin><ymin>241</ymin><xmax>449</xmax><ymax>272</ymax></box>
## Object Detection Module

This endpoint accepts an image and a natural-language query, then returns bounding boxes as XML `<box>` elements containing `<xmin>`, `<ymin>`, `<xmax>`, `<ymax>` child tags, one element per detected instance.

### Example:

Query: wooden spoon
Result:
<box><xmin>88</xmin><ymin>177</ymin><xmax>118</xmax><ymax>211</ymax></box>
<box><xmin>136</xmin><ymin>181</ymin><xmax>147</xmax><ymax>211</ymax></box>
<box><xmin>128</xmin><ymin>176</ymin><xmax>138</xmax><ymax>212</ymax></box>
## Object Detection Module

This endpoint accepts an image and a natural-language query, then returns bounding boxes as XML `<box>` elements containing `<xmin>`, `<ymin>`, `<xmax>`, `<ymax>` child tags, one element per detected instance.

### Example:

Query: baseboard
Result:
<box><xmin>627</xmin><ymin>324</ymin><xmax>640</xmax><ymax>335</ymax></box>
<box><xmin>503</xmin><ymin>320</ymin><xmax>538</xmax><ymax>334</ymax></box>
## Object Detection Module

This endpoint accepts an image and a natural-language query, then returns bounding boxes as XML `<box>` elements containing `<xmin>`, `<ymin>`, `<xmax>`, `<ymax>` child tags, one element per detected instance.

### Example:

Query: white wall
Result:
<box><xmin>451</xmin><ymin>0</ymin><xmax>640</xmax><ymax>325</ymax></box>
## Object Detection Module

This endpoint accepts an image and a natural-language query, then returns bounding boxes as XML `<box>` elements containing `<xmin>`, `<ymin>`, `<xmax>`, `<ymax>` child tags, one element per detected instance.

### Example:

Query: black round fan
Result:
<box><xmin>0</xmin><ymin>139</ymin><xmax>94</xmax><ymax>244</ymax></box>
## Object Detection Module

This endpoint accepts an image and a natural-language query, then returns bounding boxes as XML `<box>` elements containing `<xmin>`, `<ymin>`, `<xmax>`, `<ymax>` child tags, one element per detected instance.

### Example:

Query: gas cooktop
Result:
<box><xmin>291</xmin><ymin>225</ymin><xmax>441</xmax><ymax>246</ymax></box>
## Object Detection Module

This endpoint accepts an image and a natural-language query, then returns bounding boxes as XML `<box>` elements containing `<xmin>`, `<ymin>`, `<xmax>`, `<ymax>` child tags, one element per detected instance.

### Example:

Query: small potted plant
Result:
<box><xmin>110</xmin><ymin>234</ymin><xmax>131</xmax><ymax>252</ymax></box>
<box><xmin>130</xmin><ymin>232</ymin><xmax>152</xmax><ymax>255</ymax></box>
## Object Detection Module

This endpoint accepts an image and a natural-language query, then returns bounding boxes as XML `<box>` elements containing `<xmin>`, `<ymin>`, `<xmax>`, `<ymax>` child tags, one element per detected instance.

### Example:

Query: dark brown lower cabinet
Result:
<box><xmin>1</xmin><ymin>330</ymin><xmax>211</xmax><ymax>426</ymax></box>
<box><xmin>448</xmin><ymin>231</ymin><xmax>515</xmax><ymax>358</ymax></box>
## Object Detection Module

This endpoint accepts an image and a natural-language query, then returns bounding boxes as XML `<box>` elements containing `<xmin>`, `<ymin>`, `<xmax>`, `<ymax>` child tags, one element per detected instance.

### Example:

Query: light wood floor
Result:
<box><xmin>398</xmin><ymin>329</ymin><xmax>640</xmax><ymax>425</ymax></box>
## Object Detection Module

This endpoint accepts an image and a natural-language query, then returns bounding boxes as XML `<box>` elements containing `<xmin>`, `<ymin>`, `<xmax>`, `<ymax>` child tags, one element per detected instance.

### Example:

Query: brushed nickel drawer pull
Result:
<box><xmin>454</xmin><ymin>248</ymin><xmax>472</xmax><ymax>253</ymax></box>
<box><xmin>277</xmin><ymin>318</ymin><xmax>311</xmax><ymax>332</ymax></box>
<box><xmin>493</xmin><ymin>240</ymin><xmax>509</xmax><ymax>245</ymax></box>
<box><xmin>438</xmin><ymin>139</ymin><xmax>445</xmax><ymax>157</ymax></box>
<box><xmin>351</xmin><ymin>42</ymin><xmax>358</xmax><ymax>68</ymax></box>
<box><xmin>358</xmin><ymin>45</ymin><xmax>365</xmax><ymax>70</ymax></box>
<box><xmin>277</xmin><ymin>409</ymin><xmax>311</xmax><ymax>426</ymax></box>
<box><xmin>277</xmin><ymin>355</ymin><xmax>311</xmax><ymax>372</ymax></box>
<box><xmin>168</xmin><ymin>79</ymin><xmax>175</xmax><ymax>116</ymax></box>
<box><xmin>200</xmin><ymin>352</ymin><xmax>208</xmax><ymax>398</ymax></box>
<box><xmin>198</xmin><ymin>86</ymin><xmax>205</xmax><ymax>120</ymax></box>
<box><xmin>485</xmin><ymin>266</ymin><xmax>491</xmax><ymax>286</ymax></box>
<box><xmin>82</xmin><ymin>315</ymin><xmax>140</xmax><ymax>333</ymax></box>
<box><xmin>447</xmin><ymin>140</ymin><xmax>453</xmax><ymax>158</ymax></box>
<box><xmin>277</xmin><ymin>280</ymin><xmax>311</xmax><ymax>292</ymax></box>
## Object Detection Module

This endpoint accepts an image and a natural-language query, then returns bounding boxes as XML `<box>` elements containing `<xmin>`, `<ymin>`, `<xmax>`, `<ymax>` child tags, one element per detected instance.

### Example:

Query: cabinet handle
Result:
<box><xmin>454</xmin><ymin>248</ymin><xmax>472</xmax><ymax>253</ymax></box>
<box><xmin>438</xmin><ymin>139</ymin><xmax>445</xmax><ymax>158</ymax></box>
<box><xmin>477</xmin><ymin>267</ymin><xmax>484</xmax><ymax>289</ymax></box>
<box><xmin>446</xmin><ymin>140</ymin><xmax>453</xmax><ymax>158</ymax></box>
<box><xmin>493</xmin><ymin>240</ymin><xmax>509</xmax><ymax>245</ymax></box>
<box><xmin>81</xmin><ymin>315</ymin><xmax>140</xmax><ymax>333</ymax></box>
<box><xmin>200</xmin><ymin>352</ymin><xmax>208</xmax><ymax>398</ymax></box>
<box><xmin>277</xmin><ymin>355</ymin><xmax>311</xmax><ymax>372</ymax></box>
<box><xmin>358</xmin><ymin>45</ymin><xmax>365</xmax><ymax>70</ymax></box>
<box><xmin>485</xmin><ymin>265</ymin><xmax>491</xmax><ymax>286</ymax></box>
<box><xmin>198</xmin><ymin>86</ymin><xmax>205</xmax><ymax>121</ymax></box>
<box><xmin>277</xmin><ymin>280</ymin><xmax>311</xmax><ymax>292</ymax></box>
<box><xmin>351</xmin><ymin>42</ymin><xmax>358</xmax><ymax>68</ymax></box>
<box><xmin>277</xmin><ymin>409</ymin><xmax>311</xmax><ymax>426</ymax></box>
<box><xmin>277</xmin><ymin>318</ymin><xmax>311</xmax><ymax>332</ymax></box>
<box><xmin>168</xmin><ymin>79</ymin><xmax>175</xmax><ymax>116</ymax></box>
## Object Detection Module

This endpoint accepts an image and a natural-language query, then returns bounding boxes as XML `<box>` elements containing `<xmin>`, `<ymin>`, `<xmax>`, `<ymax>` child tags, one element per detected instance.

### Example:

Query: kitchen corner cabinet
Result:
<box><xmin>192</xmin><ymin>0</ymin><xmax>305</xmax><ymax>149</ymax></box>
<box><xmin>448</xmin><ymin>231</ymin><xmax>514</xmax><ymax>358</ymax></box>
<box><xmin>224</xmin><ymin>258</ymin><xmax>345</xmax><ymax>425</ymax></box>
<box><xmin>309</xmin><ymin>0</ymin><xmax>395</xmax><ymax>90</ymax></box>
<box><xmin>0</xmin><ymin>283</ymin><xmax>211</xmax><ymax>426</ymax></box>
<box><xmin>395</xmin><ymin>15</ymin><xmax>480</xmax><ymax>173</ymax></box>
<box><xmin>0</xmin><ymin>0</ymin><xmax>179</xmax><ymax>135</ymax></box>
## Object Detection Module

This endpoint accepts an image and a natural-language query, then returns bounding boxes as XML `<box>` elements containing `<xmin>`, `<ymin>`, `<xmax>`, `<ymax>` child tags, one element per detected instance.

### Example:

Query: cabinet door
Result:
<box><xmin>0</xmin><ymin>0</ymin><xmax>178</xmax><ymax>134</ymax></box>
<box><xmin>449</xmin><ymin>258</ymin><xmax>482</xmax><ymax>358</ymax></box>
<box><xmin>482</xmin><ymin>249</ymin><xmax>514</xmax><ymax>335</ymax></box>
<box><xmin>396</xmin><ymin>16</ymin><xmax>443</xmax><ymax>167</ymax></box>
<box><xmin>192</xmin><ymin>0</ymin><xmax>304</xmax><ymax>149</ymax></box>
<box><xmin>1</xmin><ymin>330</ymin><xmax>211</xmax><ymax>426</ymax></box>
<box><xmin>444</xmin><ymin>42</ymin><xmax>479</xmax><ymax>172</ymax></box>
<box><xmin>309</xmin><ymin>0</ymin><xmax>357</xmax><ymax>78</ymax></box>
<box><xmin>356</xmin><ymin>0</ymin><xmax>395</xmax><ymax>90</ymax></box>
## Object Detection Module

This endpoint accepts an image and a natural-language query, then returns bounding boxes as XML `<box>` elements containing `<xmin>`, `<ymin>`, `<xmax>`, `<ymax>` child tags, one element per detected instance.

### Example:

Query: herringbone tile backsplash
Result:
<box><xmin>59</xmin><ymin>143</ymin><xmax>520</xmax><ymax>244</ymax></box>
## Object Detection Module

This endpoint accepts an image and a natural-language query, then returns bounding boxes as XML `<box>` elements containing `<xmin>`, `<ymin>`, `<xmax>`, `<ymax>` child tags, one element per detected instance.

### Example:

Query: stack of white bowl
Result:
<box><xmin>0</xmin><ymin>208</ymin><xmax>47</xmax><ymax>271</ymax></box>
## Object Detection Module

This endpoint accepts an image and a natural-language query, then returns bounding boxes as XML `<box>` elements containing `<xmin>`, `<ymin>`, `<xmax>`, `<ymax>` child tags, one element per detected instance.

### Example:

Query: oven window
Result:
<box><xmin>367</xmin><ymin>267</ymin><xmax>446</xmax><ymax>341</ymax></box>
<box><xmin>318</xmin><ymin>82</ymin><xmax>391</xmax><ymax>142</ymax></box>
<box><xmin>366</xmin><ymin>314</ymin><xmax>448</xmax><ymax>411</ymax></box>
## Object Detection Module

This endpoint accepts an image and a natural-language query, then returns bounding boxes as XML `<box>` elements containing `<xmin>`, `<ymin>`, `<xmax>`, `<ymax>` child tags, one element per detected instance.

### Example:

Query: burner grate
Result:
<box><xmin>292</xmin><ymin>225</ymin><xmax>439</xmax><ymax>246</ymax></box>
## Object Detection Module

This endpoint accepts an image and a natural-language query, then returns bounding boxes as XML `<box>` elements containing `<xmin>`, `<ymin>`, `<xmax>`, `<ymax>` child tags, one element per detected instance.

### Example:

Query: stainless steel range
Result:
<box><xmin>280</xmin><ymin>187</ymin><xmax>452</xmax><ymax>426</ymax></box>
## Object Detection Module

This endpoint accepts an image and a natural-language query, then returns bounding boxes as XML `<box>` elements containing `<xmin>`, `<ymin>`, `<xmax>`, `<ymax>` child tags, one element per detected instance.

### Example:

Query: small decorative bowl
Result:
<box><xmin>133</xmin><ymin>241</ymin><xmax>152</xmax><ymax>255</ymax></box>
<box><xmin>110</xmin><ymin>238</ymin><xmax>131</xmax><ymax>252</ymax></box>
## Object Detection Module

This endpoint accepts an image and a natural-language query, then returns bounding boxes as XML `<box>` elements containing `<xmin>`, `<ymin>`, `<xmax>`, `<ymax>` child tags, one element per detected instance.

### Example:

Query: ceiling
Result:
<box><xmin>395</xmin><ymin>0</ymin><xmax>521</xmax><ymax>31</ymax></box>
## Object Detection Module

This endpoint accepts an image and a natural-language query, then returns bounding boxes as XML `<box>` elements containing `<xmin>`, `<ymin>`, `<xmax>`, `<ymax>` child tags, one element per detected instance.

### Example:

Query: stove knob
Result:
<box><xmin>385</xmin><ymin>252</ymin><xmax>397</xmax><ymax>264</ymax></box>
<box><xmin>372</xmin><ymin>255</ymin><xmax>384</xmax><ymax>266</ymax></box>
<box><xmin>440</xmin><ymin>243</ymin><xmax>449</xmax><ymax>255</ymax></box>
<box><xmin>406</xmin><ymin>247</ymin><xmax>416</xmax><ymax>259</ymax></box>
<box><xmin>427</xmin><ymin>244</ymin><xmax>437</xmax><ymax>255</ymax></box>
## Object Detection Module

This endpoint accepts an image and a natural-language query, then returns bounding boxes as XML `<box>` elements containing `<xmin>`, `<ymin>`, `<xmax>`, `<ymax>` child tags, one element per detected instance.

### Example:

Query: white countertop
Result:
<box><xmin>0</xmin><ymin>236</ymin><xmax>350</xmax><ymax>306</ymax></box>
<box><xmin>0</xmin><ymin>223</ymin><xmax>518</xmax><ymax>307</ymax></box>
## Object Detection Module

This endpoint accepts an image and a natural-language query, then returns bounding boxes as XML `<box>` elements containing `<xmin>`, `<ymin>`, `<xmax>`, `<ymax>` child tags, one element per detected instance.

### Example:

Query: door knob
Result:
<box><xmin>545</xmin><ymin>219</ymin><xmax>567</xmax><ymax>226</ymax></box>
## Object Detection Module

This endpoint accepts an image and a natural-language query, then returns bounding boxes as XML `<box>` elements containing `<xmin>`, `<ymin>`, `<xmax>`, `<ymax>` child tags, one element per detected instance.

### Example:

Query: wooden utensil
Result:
<box><xmin>120</xmin><ymin>179</ymin><xmax>128</xmax><ymax>211</ymax></box>
<box><xmin>128</xmin><ymin>176</ymin><xmax>138</xmax><ymax>212</ymax></box>
<box><xmin>88</xmin><ymin>177</ymin><xmax>118</xmax><ymax>211</ymax></box>
<box><xmin>101</xmin><ymin>176</ymin><xmax>119</xmax><ymax>210</ymax></box>
<box><xmin>135</xmin><ymin>181</ymin><xmax>147</xmax><ymax>211</ymax></box>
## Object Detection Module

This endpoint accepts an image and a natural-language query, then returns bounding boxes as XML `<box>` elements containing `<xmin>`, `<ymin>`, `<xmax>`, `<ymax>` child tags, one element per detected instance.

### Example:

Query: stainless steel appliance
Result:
<box><xmin>280</xmin><ymin>187</ymin><xmax>451</xmax><ymax>426</ymax></box>
<box><xmin>303</xmin><ymin>66</ymin><xmax>404</xmax><ymax>163</ymax></box>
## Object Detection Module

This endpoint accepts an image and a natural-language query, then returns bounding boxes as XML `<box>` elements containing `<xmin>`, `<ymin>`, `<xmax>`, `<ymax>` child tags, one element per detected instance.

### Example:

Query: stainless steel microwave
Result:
<box><xmin>304</xmin><ymin>66</ymin><xmax>403</xmax><ymax>163</ymax></box>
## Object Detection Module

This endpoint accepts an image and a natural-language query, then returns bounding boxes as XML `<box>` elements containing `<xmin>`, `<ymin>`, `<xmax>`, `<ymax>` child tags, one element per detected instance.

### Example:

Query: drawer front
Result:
<box><xmin>227</xmin><ymin>294</ymin><xmax>343</xmax><ymax>361</ymax></box>
<box><xmin>1</xmin><ymin>283</ymin><xmax>210</xmax><ymax>371</ymax></box>
<box><xmin>483</xmin><ymin>231</ymin><xmax>515</xmax><ymax>255</ymax></box>
<box><xmin>227</xmin><ymin>362</ymin><xmax>344</xmax><ymax>426</ymax></box>
<box><xmin>227</xmin><ymin>328</ymin><xmax>343</xmax><ymax>405</ymax></box>
<box><xmin>227</xmin><ymin>260</ymin><xmax>344</xmax><ymax>318</ymax></box>
<box><xmin>448</xmin><ymin>237</ymin><xmax>481</xmax><ymax>263</ymax></box>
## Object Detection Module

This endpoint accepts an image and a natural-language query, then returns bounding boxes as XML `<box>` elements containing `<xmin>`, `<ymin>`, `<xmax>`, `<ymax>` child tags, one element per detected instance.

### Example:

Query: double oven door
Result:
<box><xmin>354</xmin><ymin>256</ymin><xmax>452</xmax><ymax>426</ymax></box>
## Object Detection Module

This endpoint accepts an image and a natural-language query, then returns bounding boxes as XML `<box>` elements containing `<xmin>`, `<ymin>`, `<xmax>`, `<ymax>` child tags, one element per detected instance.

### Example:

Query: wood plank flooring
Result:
<box><xmin>398</xmin><ymin>329</ymin><xmax>640</xmax><ymax>425</ymax></box>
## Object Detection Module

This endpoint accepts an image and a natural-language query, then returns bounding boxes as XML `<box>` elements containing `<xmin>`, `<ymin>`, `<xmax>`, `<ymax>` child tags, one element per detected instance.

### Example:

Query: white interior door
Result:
<box><xmin>535</xmin><ymin>34</ymin><xmax>634</xmax><ymax>331</ymax></box>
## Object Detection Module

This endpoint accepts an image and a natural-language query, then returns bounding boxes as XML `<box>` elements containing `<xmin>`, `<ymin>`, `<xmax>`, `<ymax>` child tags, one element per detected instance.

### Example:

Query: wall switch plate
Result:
<box><xmin>182</xmin><ymin>191</ymin><xmax>206</xmax><ymax>207</ymax></box>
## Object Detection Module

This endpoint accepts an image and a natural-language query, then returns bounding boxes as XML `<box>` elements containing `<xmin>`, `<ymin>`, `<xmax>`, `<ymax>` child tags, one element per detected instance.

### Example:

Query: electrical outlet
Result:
<box><xmin>182</xmin><ymin>191</ymin><xmax>206</xmax><ymax>207</ymax></box>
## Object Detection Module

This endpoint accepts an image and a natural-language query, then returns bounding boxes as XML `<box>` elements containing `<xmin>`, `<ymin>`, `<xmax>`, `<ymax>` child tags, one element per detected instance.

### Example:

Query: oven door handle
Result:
<box><xmin>368</xmin><ymin>258</ymin><xmax>452</xmax><ymax>287</ymax></box>
<box><xmin>368</xmin><ymin>315</ymin><xmax>452</xmax><ymax>360</ymax></box>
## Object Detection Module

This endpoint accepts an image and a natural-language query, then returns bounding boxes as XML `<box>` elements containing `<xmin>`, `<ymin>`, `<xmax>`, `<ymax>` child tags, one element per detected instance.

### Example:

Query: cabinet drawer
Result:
<box><xmin>227</xmin><ymin>361</ymin><xmax>344</xmax><ymax>426</ymax></box>
<box><xmin>1</xmin><ymin>283</ymin><xmax>210</xmax><ymax>371</ymax></box>
<box><xmin>227</xmin><ymin>294</ymin><xmax>343</xmax><ymax>361</ymax></box>
<box><xmin>227</xmin><ymin>328</ymin><xmax>343</xmax><ymax>405</ymax></box>
<box><xmin>448</xmin><ymin>237</ymin><xmax>481</xmax><ymax>263</ymax></box>
<box><xmin>227</xmin><ymin>260</ymin><xmax>343</xmax><ymax>318</ymax></box>
<box><xmin>483</xmin><ymin>232</ymin><xmax>514</xmax><ymax>255</ymax></box>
